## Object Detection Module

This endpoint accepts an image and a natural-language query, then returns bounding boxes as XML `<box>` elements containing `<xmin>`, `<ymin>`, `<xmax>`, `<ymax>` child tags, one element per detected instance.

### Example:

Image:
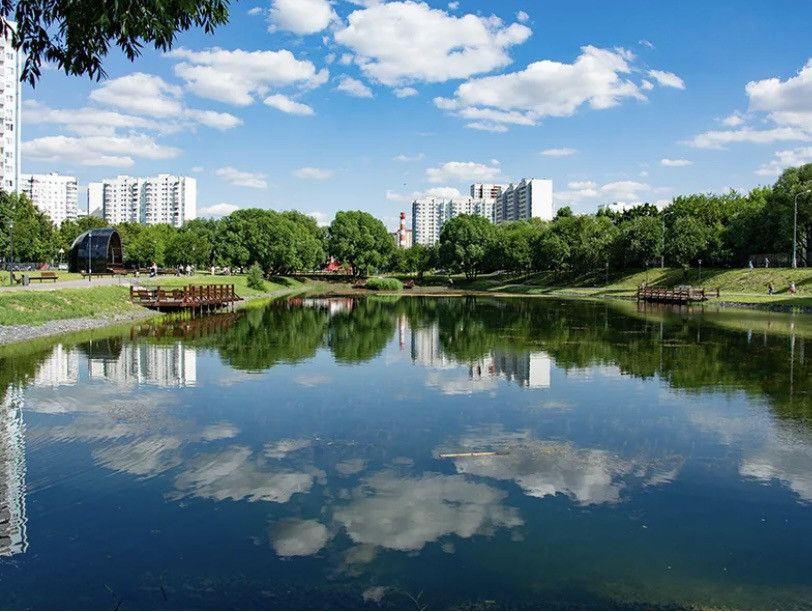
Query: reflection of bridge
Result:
<box><xmin>0</xmin><ymin>386</ymin><xmax>27</xmax><ymax>557</ymax></box>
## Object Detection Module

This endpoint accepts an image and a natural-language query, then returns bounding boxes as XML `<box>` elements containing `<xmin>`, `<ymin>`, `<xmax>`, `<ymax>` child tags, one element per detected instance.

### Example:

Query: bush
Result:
<box><xmin>246</xmin><ymin>263</ymin><xmax>267</xmax><ymax>291</ymax></box>
<box><xmin>365</xmin><ymin>276</ymin><xmax>403</xmax><ymax>291</ymax></box>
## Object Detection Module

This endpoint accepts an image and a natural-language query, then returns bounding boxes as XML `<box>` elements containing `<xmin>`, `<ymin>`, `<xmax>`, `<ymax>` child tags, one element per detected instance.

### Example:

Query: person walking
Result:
<box><xmin>765</xmin><ymin>257</ymin><xmax>770</xmax><ymax>268</ymax></box>
<box><xmin>789</xmin><ymin>281</ymin><xmax>797</xmax><ymax>294</ymax></box>
<box><xmin>768</xmin><ymin>281</ymin><xmax>774</xmax><ymax>295</ymax></box>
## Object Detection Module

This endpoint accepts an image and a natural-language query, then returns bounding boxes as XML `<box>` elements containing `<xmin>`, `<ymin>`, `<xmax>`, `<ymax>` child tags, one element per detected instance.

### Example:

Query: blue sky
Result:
<box><xmin>21</xmin><ymin>0</ymin><xmax>812</xmax><ymax>228</ymax></box>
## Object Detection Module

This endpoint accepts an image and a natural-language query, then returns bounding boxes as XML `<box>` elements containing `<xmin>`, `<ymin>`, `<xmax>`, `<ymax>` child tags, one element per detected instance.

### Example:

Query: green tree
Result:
<box><xmin>57</xmin><ymin>215</ymin><xmax>108</xmax><ymax>252</ymax></box>
<box><xmin>763</xmin><ymin>163</ymin><xmax>812</xmax><ymax>265</ymax></box>
<box><xmin>0</xmin><ymin>190</ymin><xmax>57</xmax><ymax>263</ymax></box>
<box><xmin>438</xmin><ymin>214</ymin><xmax>496</xmax><ymax>280</ymax></box>
<box><xmin>328</xmin><ymin>210</ymin><xmax>394</xmax><ymax>276</ymax></box>
<box><xmin>615</xmin><ymin>215</ymin><xmax>664</xmax><ymax>268</ymax></box>
<box><xmin>3</xmin><ymin>0</ymin><xmax>230</xmax><ymax>85</ymax></box>
<box><xmin>532</xmin><ymin>228</ymin><xmax>570</xmax><ymax>271</ymax></box>
<box><xmin>665</xmin><ymin>215</ymin><xmax>708</xmax><ymax>267</ymax></box>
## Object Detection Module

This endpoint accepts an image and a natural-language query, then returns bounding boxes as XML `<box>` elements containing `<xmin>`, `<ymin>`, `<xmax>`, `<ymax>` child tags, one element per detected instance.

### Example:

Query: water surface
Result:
<box><xmin>1</xmin><ymin>296</ymin><xmax>810</xmax><ymax>609</ymax></box>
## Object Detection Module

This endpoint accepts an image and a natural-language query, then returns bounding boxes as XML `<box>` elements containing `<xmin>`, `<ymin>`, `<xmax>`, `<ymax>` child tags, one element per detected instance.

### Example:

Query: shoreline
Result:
<box><xmin>2</xmin><ymin>282</ymin><xmax>810</xmax><ymax>347</ymax></box>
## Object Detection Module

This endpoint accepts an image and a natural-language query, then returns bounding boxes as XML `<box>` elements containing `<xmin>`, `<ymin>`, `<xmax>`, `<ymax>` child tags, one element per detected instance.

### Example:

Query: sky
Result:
<box><xmin>20</xmin><ymin>0</ymin><xmax>812</xmax><ymax>229</ymax></box>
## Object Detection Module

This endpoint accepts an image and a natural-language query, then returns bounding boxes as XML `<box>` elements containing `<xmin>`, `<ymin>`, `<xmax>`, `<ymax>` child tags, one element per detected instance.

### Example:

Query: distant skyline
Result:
<box><xmin>20</xmin><ymin>0</ymin><xmax>812</xmax><ymax>228</ymax></box>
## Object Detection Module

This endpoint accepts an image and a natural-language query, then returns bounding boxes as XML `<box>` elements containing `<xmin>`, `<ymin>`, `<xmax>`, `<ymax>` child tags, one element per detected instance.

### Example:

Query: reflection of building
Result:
<box><xmin>411</xmin><ymin>324</ymin><xmax>552</xmax><ymax>389</ymax></box>
<box><xmin>88</xmin><ymin>343</ymin><xmax>197</xmax><ymax>387</ymax></box>
<box><xmin>300</xmin><ymin>297</ymin><xmax>354</xmax><ymax>316</ymax></box>
<box><xmin>34</xmin><ymin>344</ymin><xmax>79</xmax><ymax>387</ymax></box>
<box><xmin>488</xmin><ymin>351</ymin><xmax>551</xmax><ymax>388</ymax></box>
<box><xmin>0</xmin><ymin>386</ymin><xmax>27</xmax><ymax>557</ymax></box>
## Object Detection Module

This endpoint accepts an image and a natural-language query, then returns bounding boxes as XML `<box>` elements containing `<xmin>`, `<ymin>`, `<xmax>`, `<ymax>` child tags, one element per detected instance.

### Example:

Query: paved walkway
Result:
<box><xmin>0</xmin><ymin>276</ymin><xmax>135</xmax><ymax>292</ymax></box>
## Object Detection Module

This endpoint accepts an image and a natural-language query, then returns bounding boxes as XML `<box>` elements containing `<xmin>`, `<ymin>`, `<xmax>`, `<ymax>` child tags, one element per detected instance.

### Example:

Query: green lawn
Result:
<box><xmin>139</xmin><ymin>273</ymin><xmax>304</xmax><ymax>299</ymax></box>
<box><xmin>0</xmin><ymin>285</ymin><xmax>142</xmax><ymax>325</ymax></box>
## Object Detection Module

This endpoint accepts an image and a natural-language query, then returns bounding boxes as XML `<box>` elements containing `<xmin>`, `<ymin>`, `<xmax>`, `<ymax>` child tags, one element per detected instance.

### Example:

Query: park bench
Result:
<box><xmin>28</xmin><ymin>271</ymin><xmax>59</xmax><ymax>283</ymax></box>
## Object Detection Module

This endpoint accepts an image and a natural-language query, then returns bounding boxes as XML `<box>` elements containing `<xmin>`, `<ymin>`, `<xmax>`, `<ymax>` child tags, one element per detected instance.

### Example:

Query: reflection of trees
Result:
<box><xmin>204</xmin><ymin>304</ymin><xmax>331</xmax><ymax>371</ymax></box>
<box><xmin>327</xmin><ymin>299</ymin><xmax>398</xmax><ymax>364</ymax></box>
<box><xmin>435</xmin><ymin>297</ymin><xmax>811</xmax><ymax>420</ymax></box>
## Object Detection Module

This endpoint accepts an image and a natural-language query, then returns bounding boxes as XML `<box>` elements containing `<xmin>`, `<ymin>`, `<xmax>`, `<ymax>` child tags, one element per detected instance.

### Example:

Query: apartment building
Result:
<box><xmin>90</xmin><ymin>174</ymin><xmax>197</xmax><ymax>227</ymax></box>
<box><xmin>20</xmin><ymin>173</ymin><xmax>79</xmax><ymax>226</ymax></box>
<box><xmin>470</xmin><ymin>183</ymin><xmax>507</xmax><ymax>200</ymax></box>
<box><xmin>494</xmin><ymin>178</ymin><xmax>554</xmax><ymax>224</ymax></box>
<box><xmin>412</xmin><ymin>197</ymin><xmax>495</xmax><ymax>246</ymax></box>
<box><xmin>0</xmin><ymin>26</ymin><xmax>21</xmax><ymax>194</ymax></box>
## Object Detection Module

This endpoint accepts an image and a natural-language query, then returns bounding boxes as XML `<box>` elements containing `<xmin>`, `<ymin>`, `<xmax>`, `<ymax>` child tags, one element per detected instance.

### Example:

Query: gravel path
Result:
<box><xmin>0</xmin><ymin>309</ymin><xmax>158</xmax><ymax>346</ymax></box>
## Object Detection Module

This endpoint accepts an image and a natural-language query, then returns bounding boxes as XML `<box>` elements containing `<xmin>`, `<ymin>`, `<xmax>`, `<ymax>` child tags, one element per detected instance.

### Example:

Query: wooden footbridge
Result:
<box><xmin>636</xmin><ymin>286</ymin><xmax>718</xmax><ymax>304</ymax></box>
<box><xmin>130</xmin><ymin>284</ymin><xmax>241</xmax><ymax>312</ymax></box>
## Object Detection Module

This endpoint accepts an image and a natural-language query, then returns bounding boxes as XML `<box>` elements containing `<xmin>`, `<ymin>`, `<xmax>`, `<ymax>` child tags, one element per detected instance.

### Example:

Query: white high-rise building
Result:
<box><xmin>0</xmin><ymin>26</ymin><xmax>21</xmax><ymax>194</ymax></box>
<box><xmin>494</xmin><ymin>178</ymin><xmax>553</xmax><ymax>224</ymax></box>
<box><xmin>86</xmin><ymin>182</ymin><xmax>104</xmax><ymax>217</ymax></box>
<box><xmin>19</xmin><ymin>173</ymin><xmax>78</xmax><ymax>226</ymax></box>
<box><xmin>412</xmin><ymin>197</ymin><xmax>495</xmax><ymax>246</ymax></box>
<box><xmin>470</xmin><ymin>183</ymin><xmax>507</xmax><ymax>200</ymax></box>
<box><xmin>91</xmin><ymin>174</ymin><xmax>197</xmax><ymax>227</ymax></box>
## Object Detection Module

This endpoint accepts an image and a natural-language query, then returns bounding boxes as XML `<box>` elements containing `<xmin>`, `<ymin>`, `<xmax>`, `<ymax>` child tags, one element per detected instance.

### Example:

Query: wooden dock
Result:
<box><xmin>636</xmin><ymin>286</ymin><xmax>716</xmax><ymax>304</ymax></box>
<box><xmin>130</xmin><ymin>284</ymin><xmax>241</xmax><ymax>312</ymax></box>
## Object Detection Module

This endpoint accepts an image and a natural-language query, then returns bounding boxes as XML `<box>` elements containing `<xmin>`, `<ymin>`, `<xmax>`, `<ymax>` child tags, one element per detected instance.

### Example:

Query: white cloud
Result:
<box><xmin>90</xmin><ymin>72</ymin><xmax>182</xmax><ymax>117</ymax></box>
<box><xmin>23</xmin><ymin>134</ymin><xmax>180</xmax><ymax>167</ymax></box>
<box><xmin>689</xmin><ymin>58</ymin><xmax>812</xmax><ymax>149</ymax></box>
<box><xmin>216</xmin><ymin>166</ymin><xmax>269</xmax><ymax>189</ymax></box>
<box><xmin>746</xmin><ymin>59</ymin><xmax>812</xmax><ymax>130</ymax></box>
<box><xmin>334</xmin><ymin>1</ymin><xmax>531</xmax><ymax>86</ymax></box>
<box><xmin>268</xmin><ymin>0</ymin><xmax>336</xmax><ymax>34</ymax></box>
<box><xmin>333</xmin><ymin>471</ymin><xmax>522</xmax><ymax>551</ymax></box>
<box><xmin>183</xmin><ymin>108</ymin><xmax>243</xmax><ymax>130</ymax></box>
<box><xmin>263</xmin><ymin>93</ymin><xmax>315</xmax><ymax>115</ymax></box>
<box><xmin>721</xmin><ymin>111</ymin><xmax>745</xmax><ymax>127</ymax></box>
<box><xmin>660</xmin><ymin>158</ymin><xmax>693</xmax><ymax>167</ymax></box>
<box><xmin>541</xmin><ymin>147</ymin><xmax>577</xmax><ymax>157</ymax></box>
<box><xmin>555</xmin><ymin>179</ymin><xmax>658</xmax><ymax>206</ymax></box>
<box><xmin>426</xmin><ymin>160</ymin><xmax>500</xmax><ymax>183</ymax></box>
<box><xmin>755</xmin><ymin>147</ymin><xmax>812</xmax><ymax>177</ymax></box>
<box><xmin>647</xmin><ymin>69</ymin><xmax>685</xmax><ymax>90</ymax></box>
<box><xmin>434</xmin><ymin>46</ymin><xmax>650</xmax><ymax>131</ymax></box>
<box><xmin>386</xmin><ymin>186</ymin><xmax>463</xmax><ymax>202</ymax></box>
<box><xmin>394</xmin><ymin>152</ymin><xmax>424</xmax><ymax>162</ymax></box>
<box><xmin>516</xmin><ymin>10</ymin><xmax>529</xmax><ymax>22</ymax></box>
<box><xmin>688</xmin><ymin>126</ymin><xmax>808</xmax><ymax>149</ymax></box>
<box><xmin>294</xmin><ymin>166</ymin><xmax>335</xmax><ymax>180</ymax></box>
<box><xmin>600</xmin><ymin>180</ymin><xmax>651</xmax><ymax>201</ymax></box>
<box><xmin>640</xmin><ymin>79</ymin><xmax>654</xmax><ymax>91</ymax></box>
<box><xmin>22</xmin><ymin>100</ymin><xmax>160</xmax><ymax>136</ymax></box>
<box><xmin>336</xmin><ymin>75</ymin><xmax>373</xmax><ymax>98</ymax></box>
<box><xmin>394</xmin><ymin>86</ymin><xmax>418</xmax><ymax>98</ymax></box>
<box><xmin>638</xmin><ymin>39</ymin><xmax>655</xmax><ymax>49</ymax></box>
<box><xmin>169</xmin><ymin>47</ymin><xmax>328</xmax><ymax>106</ymax></box>
<box><xmin>247</xmin><ymin>6</ymin><xmax>264</xmax><ymax>16</ymax></box>
<box><xmin>191</xmin><ymin>166</ymin><xmax>204</xmax><ymax>173</ymax></box>
<box><xmin>264</xmin><ymin>438</ymin><xmax>312</xmax><ymax>459</ymax></box>
<box><xmin>270</xmin><ymin>519</ymin><xmax>331</xmax><ymax>556</ymax></box>
<box><xmin>447</xmin><ymin>1</ymin><xmax>458</xmax><ymax>8</ymax></box>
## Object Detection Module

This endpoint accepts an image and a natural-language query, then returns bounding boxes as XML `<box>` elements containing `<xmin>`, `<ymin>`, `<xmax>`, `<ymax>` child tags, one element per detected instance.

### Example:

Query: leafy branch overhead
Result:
<box><xmin>0</xmin><ymin>0</ymin><xmax>231</xmax><ymax>85</ymax></box>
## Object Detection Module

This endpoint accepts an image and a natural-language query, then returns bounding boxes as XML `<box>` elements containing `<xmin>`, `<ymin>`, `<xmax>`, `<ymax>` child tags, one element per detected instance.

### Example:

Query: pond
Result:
<box><xmin>0</xmin><ymin>296</ymin><xmax>810</xmax><ymax>609</ymax></box>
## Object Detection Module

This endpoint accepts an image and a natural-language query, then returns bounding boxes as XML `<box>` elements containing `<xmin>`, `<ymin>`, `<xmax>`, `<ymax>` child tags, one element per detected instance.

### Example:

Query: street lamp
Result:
<box><xmin>698</xmin><ymin>258</ymin><xmax>702</xmax><ymax>285</ymax></box>
<box><xmin>792</xmin><ymin>189</ymin><xmax>811</xmax><ymax>269</ymax></box>
<box><xmin>87</xmin><ymin>230</ymin><xmax>92</xmax><ymax>282</ymax></box>
<box><xmin>58</xmin><ymin>247</ymin><xmax>64</xmax><ymax>268</ymax></box>
<box><xmin>5</xmin><ymin>219</ymin><xmax>12</xmax><ymax>287</ymax></box>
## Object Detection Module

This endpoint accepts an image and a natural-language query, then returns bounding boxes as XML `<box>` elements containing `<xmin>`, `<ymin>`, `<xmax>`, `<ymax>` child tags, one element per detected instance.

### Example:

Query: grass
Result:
<box><xmin>0</xmin><ymin>285</ymin><xmax>141</xmax><ymax>325</ymax></box>
<box><xmin>413</xmin><ymin>267</ymin><xmax>812</xmax><ymax>308</ymax></box>
<box><xmin>0</xmin><ymin>274</ymin><xmax>310</xmax><ymax>327</ymax></box>
<box><xmin>139</xmin><ymin>273</ymin><xmax>304</xmax><ymax>299</ymax></box>
<box><xmin>365</xmin><ymin>276</ymin><xmax>403</xmax><ymax>291</ymax></box>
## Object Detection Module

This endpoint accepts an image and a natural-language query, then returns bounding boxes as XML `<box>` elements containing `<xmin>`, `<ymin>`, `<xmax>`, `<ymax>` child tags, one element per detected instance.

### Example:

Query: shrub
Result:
<box><xmin>365</xmin><ymin>276</ymin><xmax>403</xmax><ymax>291</ymax></box>
<box><xmin>246</xmin><ymin>263</ymin><xmax>266</xmax><ymax>291</ymax></box>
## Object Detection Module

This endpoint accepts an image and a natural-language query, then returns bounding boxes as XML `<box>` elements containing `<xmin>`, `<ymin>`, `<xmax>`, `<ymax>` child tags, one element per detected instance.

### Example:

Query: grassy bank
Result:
<box><xmin>406</xmin><ymin>267</ymin><xmax>812</xmax><ymax>309</ymax></box>
<box><xmin>0</xmin><ymin>274</ymin><xmax>307</xmax><ymax>326</ymax></box>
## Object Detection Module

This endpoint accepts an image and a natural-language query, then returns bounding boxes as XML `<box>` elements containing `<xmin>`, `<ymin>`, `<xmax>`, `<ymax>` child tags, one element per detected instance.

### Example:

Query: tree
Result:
<box><xmin>438</xmin><ymin>214</ymin><xmax>496</xmax><ymax>280</ymax></box>
<box><xmin>0</xmin><ymin>190</ymin><xmax>56</xmax><ymax>263</ymax></box>
<box><xmin>764</xmin><ymin>163</ymin><xmax>812</xmax><ymax>265</ymax></box>
<box><xmin>328</xmin><ymin>210</ymin><xmax>394</xmax><ymax>276</ymax></box>
<box><xmin>3</xmin><ymin>0</ymin><xmax>230</xmax><ymax>85</ymax></box>
<box><xmin>400</xmin><ymin>244</ymin><xmax>435</xmax><ymax>279</ymax></box>
<box><xmin>532</xmin><ymin>228</ymin><xmax>570</xmax><ymax>271</ymax></box>
<box><xmin>281</xmin><ymin>210</ymin><xmax>326</xmax><ymax>271</ymax></box>
<box><xmin>615</xmin><ymin>216</ymin><xmax>664</xmax><ymax>268</ymax></box>
<box><xmin>493</xmin><ymin>221</ymin><xmax>540</xmax><ymax>272</ymax></box>
<box><xmin>665</xmin><ymin>216</ymin><xmax>708</xmax><ymax>267</ymax></box>
<box><xmin>57</xmin><ymin>215</ymin><xmax>108</xmax><ymax>252</ymax></box>
<box><xmin>165</xmin><ymin>228</ymin><xmax>212</xmax><ymax>266</ymax></box>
